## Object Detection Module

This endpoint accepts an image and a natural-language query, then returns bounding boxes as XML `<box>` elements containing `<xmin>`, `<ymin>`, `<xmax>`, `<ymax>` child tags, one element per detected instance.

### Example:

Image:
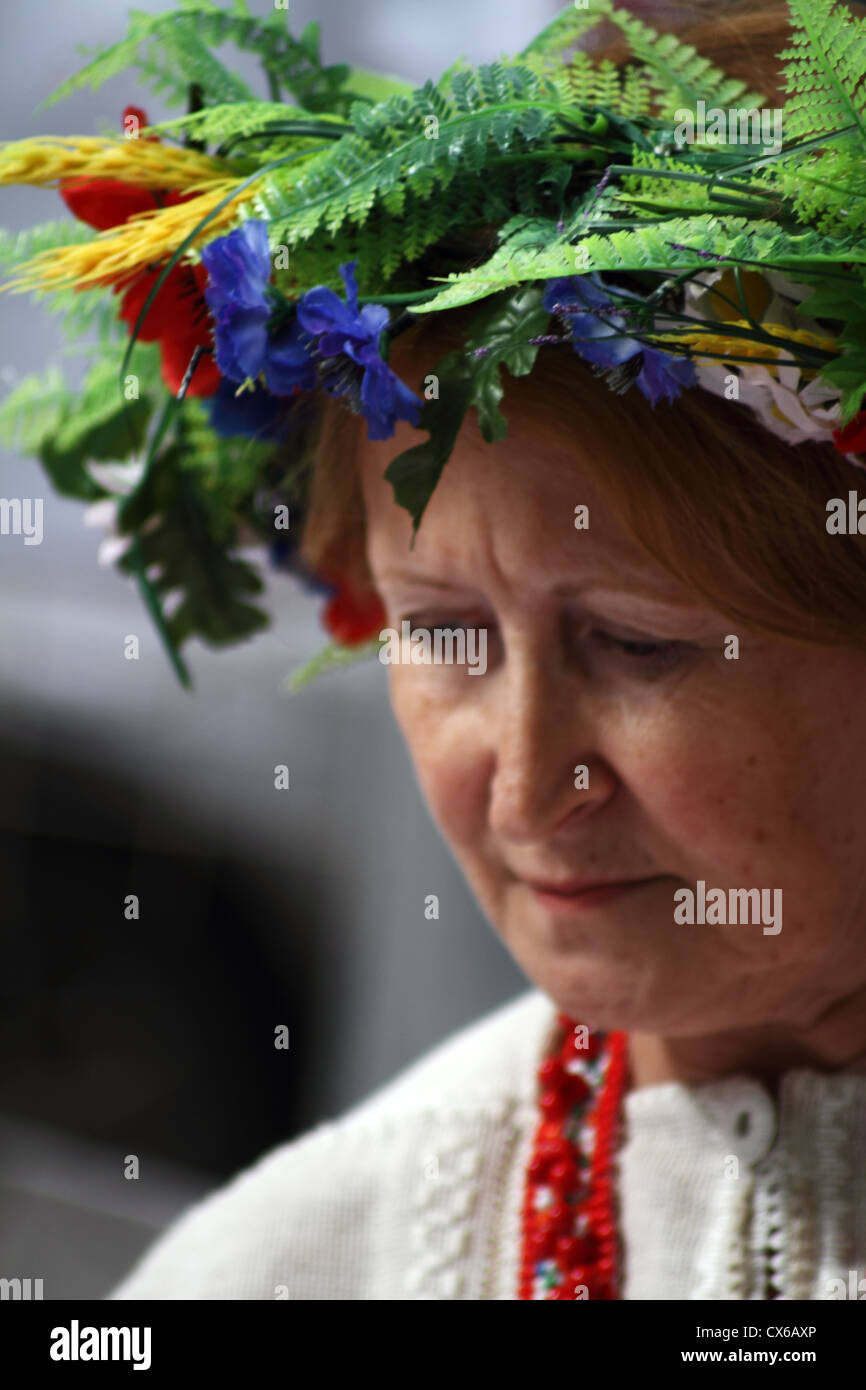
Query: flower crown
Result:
<box><xmin>2</xmin><ymin>0</ymin><xmax>865</xmax><ymax>688</ymax></box>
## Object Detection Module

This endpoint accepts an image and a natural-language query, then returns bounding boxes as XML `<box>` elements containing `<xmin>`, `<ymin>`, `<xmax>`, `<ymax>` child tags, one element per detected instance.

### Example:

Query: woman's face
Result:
<box><xmin>359</xmin><ymin>407</ymin><xmax>866</xmax><ymax>1041</ymax></box>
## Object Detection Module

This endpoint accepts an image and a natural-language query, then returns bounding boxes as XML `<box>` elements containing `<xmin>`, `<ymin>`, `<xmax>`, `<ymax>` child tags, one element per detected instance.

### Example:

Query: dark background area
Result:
<box><xmin>0</xmin><ymin>0</ymin><xmax>559</xmax><ymax>1297</ymax></box>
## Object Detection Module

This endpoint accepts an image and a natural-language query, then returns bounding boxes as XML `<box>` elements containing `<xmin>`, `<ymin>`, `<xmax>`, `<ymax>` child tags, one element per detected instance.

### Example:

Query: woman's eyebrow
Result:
<box><xmin>376</xmin><ymin>570</ymin><xmax>474</xmax><ymax>591</ymax></box>
<box><xmin>552</xmin><ymin>581</ymin><xmax>704</xmax><ymax>611</ymax></box>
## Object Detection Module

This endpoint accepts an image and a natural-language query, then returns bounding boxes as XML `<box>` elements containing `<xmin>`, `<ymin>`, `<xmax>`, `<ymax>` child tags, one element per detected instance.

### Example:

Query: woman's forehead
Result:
<box><xmin>358</xmin><ymin>422</ymin><xmax>697</xmax><ymax>609</ymax></box>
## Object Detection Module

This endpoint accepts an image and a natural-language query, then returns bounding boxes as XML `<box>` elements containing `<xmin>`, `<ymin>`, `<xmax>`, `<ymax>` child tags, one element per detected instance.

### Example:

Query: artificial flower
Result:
<box><xmin>59</xmin><ymin>109</ymin><xmax>219</xmax><ymax>397</ymax></box>
<box><xmin>692</xmin><ymin>358</ymin><xmax>843</xmax><ymax>447</ymax></box>
<box><xmin>206</xmin><ymin>376</ymin><xmax>299</xmax><ymax>441</ymax></box>
<box><xmin>114</xmin><ymin>260</ymin><xmax>220</xmax><ymax>396</ymax></box>
<box><xmin>297</xmin><ymin>259</ymin><xmax>423</xmax><ymax>440</ymax></box>
<box><xmin>543</xmin><ymin>273</ymin><xmax>697</xmax><ymax>405</ymax></box>
<box><xmin>832</xmin><ymin>412</ymin><xmax>866</xmax><ymax>455</ymax></box>
<box><xmin>321</xmin><ymin>578</ymin><xmax>387</xmax><ymax>645</ymax></box>
<box><xmin>201</xmin><ymin>219</ymin><xmax>317</xmax><ymax>396</ymax></box>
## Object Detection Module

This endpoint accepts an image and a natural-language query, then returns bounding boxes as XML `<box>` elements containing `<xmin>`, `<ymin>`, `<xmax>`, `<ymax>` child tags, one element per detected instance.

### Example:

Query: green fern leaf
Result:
<box><xmin>410</xmin><ymin>214</ymin><xmax>866</xmax><ymax>313</ymax></box>
<box><xmin>118</xmin><ymin>448</ymin><xmax>269</xmax><ymax>649</ymax></box>
<box><xmin>749</xmin><ymin>1</ymin><xmax>866</xmax><ymax>233</ymax></box>
<box><xmin>0</xmin><ymin>220</ymin><xmax>94</xmax><ymax>268</ymax></box>
<box><xmin>41</xmin><ymin>12</ymin><xmax>157</xmax><ymax>108</ymax></box>
<box><xmin>781</xmin><ymin>0</ymin><xmax>866</xmax><ymax>145</ymax></box>
<box><xmin>157</xmin><ymin>19</ymin><xmax>253</xmax><ymax>103</ymax></box>
<box><xmin>150</xmin><ymin>101</ymin><xmax>336</xmax><ymax>145</ymax></box>
<box><xmin>620</xmin><ymin>65</ymin><xmax>652</xmax><ymax>119</ymax></box>
<box><xmin>597</xmin><ymin>0</ymin><xmax>766</xmax><ymax>117</ymax></box>
<box><xmin>520</xmin><ymin>1</ymin><xmax>608</xmax><ymax>60</ymax></box>
<box><xmin>256</xmin><ymin>68</ymin><xmax>558</xmax><ymax>255</ymax></box>
<box><xmin>0</xmin><ymin>368</ymin><xmax>70</xmax><ymax>454</ymax></box>
<box><xmin>41</xmin><ymin>0</ymin><xmax>355</xmax><ymax>116</ymax></box>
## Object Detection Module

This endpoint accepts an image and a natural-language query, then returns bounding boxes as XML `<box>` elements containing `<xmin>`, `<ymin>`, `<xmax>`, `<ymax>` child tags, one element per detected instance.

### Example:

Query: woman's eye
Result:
<box><xmin>403</xmin><ymin>615</ymin><xmax>485</xmax><ymax>633</ymax></box>
<box><xmin>588</xmin><ymin>629</ymin><xmax>684</xmax><ymax>667</ymax></box>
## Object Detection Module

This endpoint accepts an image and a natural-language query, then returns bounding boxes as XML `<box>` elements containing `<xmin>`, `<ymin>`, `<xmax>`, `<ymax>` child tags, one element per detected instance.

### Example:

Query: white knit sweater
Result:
<box><xmin>110</xmin><ymin>989</ymin><xmax>866</xmax><ymax>1300</ymax></box>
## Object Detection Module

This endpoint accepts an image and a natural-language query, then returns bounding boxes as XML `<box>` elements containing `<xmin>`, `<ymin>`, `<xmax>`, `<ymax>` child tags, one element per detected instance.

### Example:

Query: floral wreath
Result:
<box><xmin>2</xmin><ymin>0</ymin><xmax>865</xmax><ymax>688</ymax></box>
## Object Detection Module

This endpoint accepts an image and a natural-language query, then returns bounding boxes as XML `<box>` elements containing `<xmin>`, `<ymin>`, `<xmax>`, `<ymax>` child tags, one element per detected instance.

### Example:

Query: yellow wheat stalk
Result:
<box><xmin>0</xmin><ymin>135</ymin><xmax>232</xmax><ymax>191</ymax></box>
<box><xmin>5</xmin><ymin>183</ymin><xmax>252</xmax><ymax>292</ymax></box>
<box><xmin>0</xmin><ymin>135</ymin><xmax>258</xmax><ymax>292</ymax></box>
<box><xmin>649</xmin><ymin>320</ymin><xmax>838</xmax><ymax>367</ymax></box>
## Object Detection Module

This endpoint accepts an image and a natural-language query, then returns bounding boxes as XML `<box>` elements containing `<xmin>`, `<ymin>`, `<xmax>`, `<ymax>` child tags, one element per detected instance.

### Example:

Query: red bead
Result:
<box><xmin>591</xmin><ymin>1218</ymin><xmax>615</xmax><ymax>1242</ymax></box>
<box><xmin>553</xmin><ymin>1235</ymin><xmax>584</xmax><ymax>1266</ymax></box>
<box><xmin>564</xmin><ymin>1073</ymin><xmax>591</xmax><ymax>1104</ymax></box>
<box><xmin>537</xmin><ymin>1120</ymin><xmax>561</xmax><ymax>1144</ymax></box>
<box><xmin>558</xmin><ymin>1235</ymin><xmax>596</xmax><ymax>1264</ymax></box>
<box><xmin>548</xmin><ymin>1159</ymin><xmax>578</xmax><ymax>1192</ymax></box>
<box><xmin>538</xmin><ymin>1134</ymin><xmax>570</xmax><ymax>1158</ymax></box>
<box><xmin>519</xmin><ymin>1027</ymin><xmax>625</xmax><ymax>1301</ymax></box>
<box><xmin>538</xmin><ymin>1058</ymin><xmax>564</xmax><ymax>1087</ymax></box>
<box><xmin>585</xmin><ymin>1184</ymin><xmax>610</xmax><ymax>1210</ymax></box>
<box><xmin>528</xmin><ymin>1227</ymin><xmax>556</xmax><ymax>1261</ymax></box>
<box><xmin>545</xmin><ymin>1200</ymin><xmax>572</xmax><ymax>1235</ymax></box>
<box><xmin>538</xmin><ymin>1088</ymin><xmax>567</xmax><ymax>1120</ymax></box>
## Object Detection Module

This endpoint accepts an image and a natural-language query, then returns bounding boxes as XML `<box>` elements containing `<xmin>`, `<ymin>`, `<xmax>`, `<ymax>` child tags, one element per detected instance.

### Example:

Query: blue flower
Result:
<box><xmin>206</xmin><ymin>377</ymin><xmax>297</xmax><ymax>442</ymax></box>
<box><xmin>297</xmin><ymin>260</ymin><xmax>422</xmax><ymax>440</ymax></box>
<box><xmin>543</xmin><ymin>274</ymin><xmax>696</xmax><ymax>405</ymax></box>
<box><xmin>201</xmin><ymin>220</ymin><xmax>317</xmax><ymax>396</ymax></box>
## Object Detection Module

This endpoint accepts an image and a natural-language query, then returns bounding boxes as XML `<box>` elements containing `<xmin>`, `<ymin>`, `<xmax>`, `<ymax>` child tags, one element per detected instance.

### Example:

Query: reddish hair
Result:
<box><xmin>299</xmin><ymin>0</ymin><xmax>866</xmax><ymax>647</ymax></box>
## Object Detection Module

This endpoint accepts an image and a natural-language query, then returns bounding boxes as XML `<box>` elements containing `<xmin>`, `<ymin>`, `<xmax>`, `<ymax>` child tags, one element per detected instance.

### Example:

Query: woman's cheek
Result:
<box><xmin>612</xmin><ymin>693</ymin><xmax>762</xmax><ymax>865</ymax></box>
<box><xmin>642</xmin><ymin>718</ymin><xmax>792</xmax><ymax>881</ymax></box>
<box><xmin>389</xmin><ymin>669</ymin><xmax>488</xmax><ymax>848</ymax></box>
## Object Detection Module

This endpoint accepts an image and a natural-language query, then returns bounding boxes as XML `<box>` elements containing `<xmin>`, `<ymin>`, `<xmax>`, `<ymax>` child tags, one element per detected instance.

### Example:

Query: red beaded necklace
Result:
<box><xmin>518</xmin><ymin>1013</ymin><xmax>629</xmax><ymax>1300</ymax></box>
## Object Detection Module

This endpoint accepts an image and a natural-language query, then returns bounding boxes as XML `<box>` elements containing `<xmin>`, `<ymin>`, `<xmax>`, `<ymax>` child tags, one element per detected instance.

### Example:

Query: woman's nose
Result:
<box><xmin>485</xmin><ymin>645</ymin><xmax>613</xmax><ymax>844</ymax></box>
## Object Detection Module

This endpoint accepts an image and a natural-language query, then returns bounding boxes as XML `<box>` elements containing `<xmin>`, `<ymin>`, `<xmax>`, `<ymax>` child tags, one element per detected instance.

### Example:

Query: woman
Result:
<box><xmin>5</xmin><ymin>0</ymin><xmax>866</xmax><ymax>1299</ymax></box>
<box><xmin>110</xmin><ymin>298</ymin><xmax>866</xmax><ymax>1301</ymax></box>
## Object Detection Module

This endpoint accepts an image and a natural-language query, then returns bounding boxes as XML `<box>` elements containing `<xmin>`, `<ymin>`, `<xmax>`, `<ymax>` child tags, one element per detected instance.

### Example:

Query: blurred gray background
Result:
<box><xmin>0</xmin><ymin>0</ymin><xmax>559</xmax><ymax>1297</ymax></box>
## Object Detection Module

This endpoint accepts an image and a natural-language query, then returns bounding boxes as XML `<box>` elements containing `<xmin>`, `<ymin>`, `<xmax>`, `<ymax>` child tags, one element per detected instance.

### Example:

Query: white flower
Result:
<box><xmin>81</xmin><ymin>460</ymin><xmax>147</xmax><ymax>567</ymax></box>
<box><xmin>681</xmin><ymin>268</ymin><xmax>851</xmax><ymax>450</ymax></box>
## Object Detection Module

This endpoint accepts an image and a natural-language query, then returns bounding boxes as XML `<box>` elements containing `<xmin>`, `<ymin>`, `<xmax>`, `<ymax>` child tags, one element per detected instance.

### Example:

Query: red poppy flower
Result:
<box><xmin>832</xmin><ymin>411</ymin><xmax>866</xmax><ymax>455</ymax></box>
<box><xmin>58</xmin><ymin>108</ymin><xmax>219</xmax><ymax>398</ymax></box>
<box><xmin>114</xmin><ymin>261</ymin><xmax>220</xmax><ymax>396</ymax></box>
<box><xmin>322</xmin><ymin>579</ymin><xmax>387</xmax><ymax>645</ymax></box>
<box><xmin>122</xmin><ymin>105</ymin><xmax>158</xmax><ymax>141</ymax></box>
<box><xmin>59</xmin><ymin>177</ymin><xmax>165</xmax><ymax>231</ymax></box>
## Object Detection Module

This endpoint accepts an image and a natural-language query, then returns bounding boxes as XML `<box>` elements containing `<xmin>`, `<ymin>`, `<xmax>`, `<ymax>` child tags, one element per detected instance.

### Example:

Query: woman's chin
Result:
<box><xmin>494</xmin><ymin>901</ymin><xmax>716</xmax><ymax>1036</ymax></box>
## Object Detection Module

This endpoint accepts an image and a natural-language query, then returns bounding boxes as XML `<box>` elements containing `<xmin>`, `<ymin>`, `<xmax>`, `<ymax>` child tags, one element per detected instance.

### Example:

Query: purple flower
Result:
<box><xmin>201</xmin><ymin>220</ymin><xmax>316</xmax><ymax>396</ymax></box>
<box><xmin>297</xmin><ymin>260</ymin><xmax>422</xmax><ymax>441</ymax></box>
<box><xmin>543</xmin><ymin>273</ymin><xmax>696</xmax><ymax>405</ymax></box>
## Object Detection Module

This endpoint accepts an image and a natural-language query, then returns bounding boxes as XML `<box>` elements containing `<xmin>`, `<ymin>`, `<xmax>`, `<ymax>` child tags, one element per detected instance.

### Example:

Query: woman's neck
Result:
<box><xmin>626</xmin><ymin>986</ymin><xmax>866</xmax><ymax>1094</ymax></box>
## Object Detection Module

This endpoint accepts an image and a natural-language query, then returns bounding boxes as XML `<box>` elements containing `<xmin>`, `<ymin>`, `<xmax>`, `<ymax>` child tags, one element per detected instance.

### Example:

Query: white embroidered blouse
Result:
<box><xmin>109</xmin><ymin>989</ymin><xmax>866</xmax><ymax>1300</ymax></box>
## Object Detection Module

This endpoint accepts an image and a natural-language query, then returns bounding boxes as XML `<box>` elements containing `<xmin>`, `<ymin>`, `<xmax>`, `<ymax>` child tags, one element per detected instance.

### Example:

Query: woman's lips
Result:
<box><xmin>521</xmin><ymin>875</ymin><xmax>664</xmax><ymax>912</ymax></box>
